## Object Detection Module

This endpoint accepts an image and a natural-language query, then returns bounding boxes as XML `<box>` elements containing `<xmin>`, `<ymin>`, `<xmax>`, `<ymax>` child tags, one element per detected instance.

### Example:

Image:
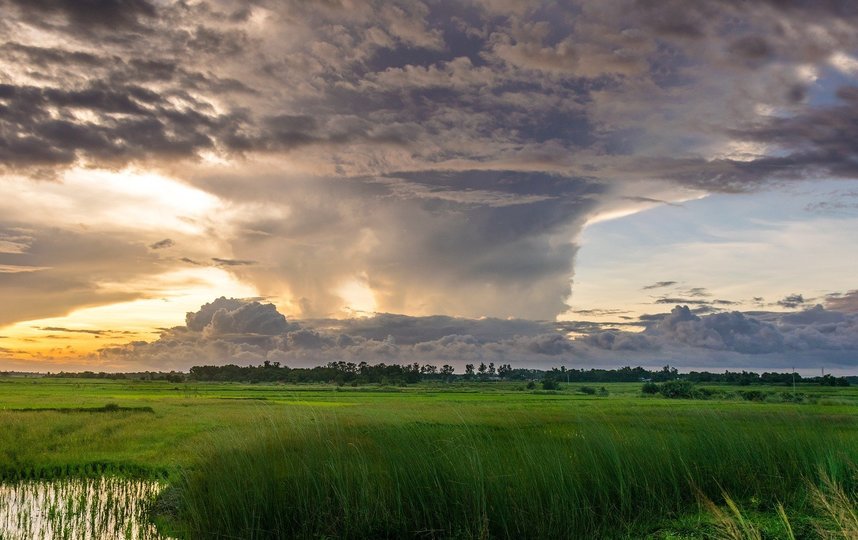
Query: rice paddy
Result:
<box><xmin>0</xmin><ymin>477</ymin><xmax>169</xmax><ymax>540</ymax></box>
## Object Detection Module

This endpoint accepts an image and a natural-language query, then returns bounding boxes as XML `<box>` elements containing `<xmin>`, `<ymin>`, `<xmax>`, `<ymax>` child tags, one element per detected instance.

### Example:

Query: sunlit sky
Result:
<box><xmin>1</xmin><ymin>1</ymin><xmax>857</xmax><ymax>372</ymax></box>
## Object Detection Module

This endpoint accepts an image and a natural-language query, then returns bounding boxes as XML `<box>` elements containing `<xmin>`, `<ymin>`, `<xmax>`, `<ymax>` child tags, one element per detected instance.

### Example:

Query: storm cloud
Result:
<box><xmin>2</xmin><ymin>1</ymin><xmax>858</xmax><ymax>359</ymax></box>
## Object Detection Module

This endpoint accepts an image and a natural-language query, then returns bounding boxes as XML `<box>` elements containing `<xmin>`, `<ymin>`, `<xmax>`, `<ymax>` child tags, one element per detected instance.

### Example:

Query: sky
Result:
<box><xmin>1</xmin><ymin>0</ymin><xmax>857</xmax><ymax>373</ymax></box>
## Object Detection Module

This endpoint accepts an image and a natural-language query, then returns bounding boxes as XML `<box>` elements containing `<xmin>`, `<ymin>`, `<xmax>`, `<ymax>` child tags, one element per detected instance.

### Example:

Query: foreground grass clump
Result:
<box><xmin>162</xmin><ymin>410</ymin><xmax>857</xmax><ymax>539</ymax></box>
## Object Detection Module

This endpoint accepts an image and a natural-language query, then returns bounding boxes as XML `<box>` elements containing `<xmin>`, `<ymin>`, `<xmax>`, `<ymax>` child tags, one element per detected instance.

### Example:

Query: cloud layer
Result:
<box><xmin>93</xmin><ymin>298</ymin><xmax>858</xmax><ymax>372</ymax></box>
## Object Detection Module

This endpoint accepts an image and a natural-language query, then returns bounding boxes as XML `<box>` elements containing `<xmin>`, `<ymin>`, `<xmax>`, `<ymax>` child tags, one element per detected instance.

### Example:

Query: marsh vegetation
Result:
<box><xmin>0</xmin><ymin>377</ymin><xmax>855</xmax><ymax>538</ymax></box>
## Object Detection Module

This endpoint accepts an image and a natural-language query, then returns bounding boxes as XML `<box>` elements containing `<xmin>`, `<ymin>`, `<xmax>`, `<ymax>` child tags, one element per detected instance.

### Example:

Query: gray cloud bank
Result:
<box><xmin>95</xmin><ymin>298</ymin><xmax>858</xmax><ymax>372</ymax></box>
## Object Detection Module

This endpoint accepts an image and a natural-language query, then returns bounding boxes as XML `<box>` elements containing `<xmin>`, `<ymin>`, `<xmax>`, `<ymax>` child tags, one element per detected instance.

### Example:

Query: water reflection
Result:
<box><xmin>0</xmin><ymin>477</ymin><xmax>172</xmax><ymax>540</ymax></box>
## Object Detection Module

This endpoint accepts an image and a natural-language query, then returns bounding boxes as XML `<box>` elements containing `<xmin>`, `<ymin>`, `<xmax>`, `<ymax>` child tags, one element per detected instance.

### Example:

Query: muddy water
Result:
<box><xmin>0</xmin><ymin>477</ymin><xmax>173</xmax><ymax>540</ymax></box>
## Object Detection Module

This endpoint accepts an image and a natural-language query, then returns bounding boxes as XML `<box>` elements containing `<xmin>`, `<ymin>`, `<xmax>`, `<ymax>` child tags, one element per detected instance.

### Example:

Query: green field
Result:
<box><xmin>0</xmin><ymin>377</ymin><xmax>856</xmax><ymax>538</ymax></box>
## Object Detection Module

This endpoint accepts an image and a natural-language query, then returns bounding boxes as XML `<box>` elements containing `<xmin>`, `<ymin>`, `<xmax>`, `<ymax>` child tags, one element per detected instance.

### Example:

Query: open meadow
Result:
<box><xmin>0</xmin><ymin>377</ymin><xmax>855</xmax><ymax>539</ymax></box>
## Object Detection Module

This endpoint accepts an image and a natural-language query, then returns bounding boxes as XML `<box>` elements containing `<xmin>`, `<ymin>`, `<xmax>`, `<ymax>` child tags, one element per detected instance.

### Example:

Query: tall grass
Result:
<box><xmin>163</xmin><ymin>409</ymin><xmax>857</xmax><ymax>539</ymax></box>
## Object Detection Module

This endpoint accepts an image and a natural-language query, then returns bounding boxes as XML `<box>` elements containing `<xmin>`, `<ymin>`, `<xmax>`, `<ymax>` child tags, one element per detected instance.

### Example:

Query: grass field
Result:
<box><xmin>0</xmin><ymin>377</ymin><xmax>856</xmax><ymax>538</ymax></box>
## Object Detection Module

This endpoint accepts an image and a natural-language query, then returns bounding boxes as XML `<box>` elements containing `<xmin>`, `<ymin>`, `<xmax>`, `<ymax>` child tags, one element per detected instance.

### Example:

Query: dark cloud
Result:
<box><xmin>642</xmin><ymin>281</ymin><xmax>677</xmax><ymax>290</ymax></box>
<box><xmin>570</xmin><ymin>308</ymin><xmax>631</xmax><ymax>316</ymax></box>
<box><xmin>3</xmin><ymin>0</ymin><xmax>157</xmax><ymax>29</ymax></box>
<box><xmin>149</xmin><ymin>239</ymin><xmax>175</xmax><ymax>250</ymax></box>
<box><xmin>36</xmin><ymin>326</ymin><xmax>107</xmax><ymax>335</ymax></box>
<box><xmin>727</xmin><ymin>36</ymin><xmax>774</xmax><ymax>65</ymax></box>
<box><xmin>0</xmin><ymin>81</ymin><xmax>238</xmax><ymax>169</ymax></box>
<box><xmin>655</xmin><ymin>297</ymin><xmax>710</xmax><ymax>305</ymax></box>
<box><xmin>212</xmin><ymin>258</ymin><xmax>257</xmax><ymax>267</ymax></box>
<box><xmin>0</xmin><ymin>0</ymin><xmax>856</xmax><ymax>190</ymax></box>
<box><xmin>777</xmin><ymin>294</ymin><xmax>806</xmax><ymax>309</ymax></box>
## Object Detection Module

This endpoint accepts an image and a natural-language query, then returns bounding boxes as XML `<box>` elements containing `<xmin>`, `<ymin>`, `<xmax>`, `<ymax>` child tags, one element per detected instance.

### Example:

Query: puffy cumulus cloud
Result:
<box><xmin>97</xmin><ymin>298</ymin><xmax>585</xmax><ymax>370</ymax></box>
<box><xmin>93</xmin><ymin>298</ymin><xmax>858</xmax><ymax>371</ymax></box>
<box><xmin>186</xmin><ymin>297</ymin><xmax>293</xmax><ymax>337</ymax></box>
<box><xmin>650</xmin><ymin>306</ymin><xmax>786</xmax><ymax>354</ymax></box>
<box><xmin>594</xmin><ymin>305</ymin><xmax>858</xmax><ymax>363</ymax></box>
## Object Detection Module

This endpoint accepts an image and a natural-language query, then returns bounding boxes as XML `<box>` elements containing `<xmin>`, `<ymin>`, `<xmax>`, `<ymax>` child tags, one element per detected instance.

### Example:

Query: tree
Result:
<box><xmin>488</xmin><ymin>362</ymin><xmax>496</xmax><ymax>377</ymax></box>
<box><xmin>478</xmin><ymin>362</ymin><xmax>487</xmax><ymax>378</ymax></box>
<box><xmin>497</xmin><ymin>364</ymin><xmax>512</xmax><ymax>379</ymax></box>
<box><xmin>464</xmin><ymin>363</ymin><xmax>475</xmax><ymax>379</ymax></box>
<box><xmin>440</xmin><ymin>364</ymin><xmax>455</xmax><ymax>382</ymax></box>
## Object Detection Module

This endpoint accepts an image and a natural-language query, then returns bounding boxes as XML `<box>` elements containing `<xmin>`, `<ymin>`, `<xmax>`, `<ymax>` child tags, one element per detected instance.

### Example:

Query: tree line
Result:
<box><xmin>29</xmin><ymin>363</ymin><xmax>853</xmax><ymax>386</ymax></box>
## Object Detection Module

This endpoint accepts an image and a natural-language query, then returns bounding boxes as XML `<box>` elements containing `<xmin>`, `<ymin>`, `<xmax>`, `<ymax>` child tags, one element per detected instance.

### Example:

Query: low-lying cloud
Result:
<box><xmin>95</xmin><ymin>298</ymin><xmax>858</xmax><ymax>372</ymax></box>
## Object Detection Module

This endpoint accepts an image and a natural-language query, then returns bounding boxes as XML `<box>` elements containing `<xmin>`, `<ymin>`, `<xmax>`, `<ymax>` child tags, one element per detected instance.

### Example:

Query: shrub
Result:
<box><xmin>642</xmin><ymin>382</ymin><xmax>660</xmax><ymax>394</ymax></box>
<box><xmin>541</xmin><ymin>379</ymin><xmax>561</xmax><ymax>391</ymax></box>
<box><xmin>579</xmin><ymin>386</ymin><xmax>597</xmax><ymax>395</ymax></box>
<box><xmin>526</xmin><ymin>381</ymin><xmax>536</xmax><ymax>390</ymax></box>
<box><xmin>658</xmin><ymin>380</ymin><xmax>695</xmax><ymax>399</ymax></box>
<box><xmin>739</xmin><ymin>390</ymin><xmax>767</xmax><ymax>402</ymax></box>
<box><xmin>598</xmin><ymin>387</ymin><xmax>609</xmax><ymax>397</ymax></box>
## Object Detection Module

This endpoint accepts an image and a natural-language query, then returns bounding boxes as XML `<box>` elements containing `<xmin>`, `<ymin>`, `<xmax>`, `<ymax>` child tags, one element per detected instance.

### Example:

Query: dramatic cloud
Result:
<box><xmin>2</xmin><ymin>1</ymin><xmax>858</xmax><ymax>366</ymax></box>
<box><xmin>95</xmin><ymin>298</ymin><xmax>858</xmax><ymax>371</ymax></box>
<box><xmin>185</xmin><ymin>297</ymin><xmax>292</xmax><ymax>337</ymax></box>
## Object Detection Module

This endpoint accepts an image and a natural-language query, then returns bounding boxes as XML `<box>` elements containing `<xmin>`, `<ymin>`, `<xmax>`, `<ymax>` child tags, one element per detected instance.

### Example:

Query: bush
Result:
<box><xmin>658</xmin><ymin>380</ymin><xmax>695</xmax><ymax>399</ymax></box>
<box><xmin>541</xmin><ymin>379</ymin><xmax>561</xmax><ymax>391</ymax></box>
<box><xmin>103</xmin><ymin>403</ymin><xmax>120</xmax><ymax>412</ymax></box>
<box><xmin>692</xmin><ymin>387</ymin><xmax>716</xmax><ymax>400</ymax></box>
<box><xmin>598</xmin><ymin>387</ymin><xmax>609</xmax><ymax>397</ymax></box>
<box><xmin>526</xmin><ymin>381</ymin><xmax>536</xmax><ymax>390</ymax></box>
<box><xmin>578</xmin><ymin>386</ymin><xmax>596</xmax><ymax>395</ymax></box>
<box><xmin>739</xmin><ymin>390</ymin><xmax>767</xmax><ymax>402</ymax></box>
<box><xmin>642</xmin><ymin>382</ymin><xmax>660</xmax><ymax>394</ymax></box>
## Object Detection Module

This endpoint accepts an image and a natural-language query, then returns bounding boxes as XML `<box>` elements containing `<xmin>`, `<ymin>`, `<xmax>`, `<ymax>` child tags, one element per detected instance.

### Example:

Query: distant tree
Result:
<box><xmin>488</xmin><ymin>362</ymin><xmax>496</xmax><ymax>377</ymax></box>
<box><xmin>440</xmin><ymin>364</ymin><xmax>455</xmax><ymax>381</ymax></box>
<box><xmin>478</xmin><ymin>362</ymin><xmax>487</xmax><ymax>377</ymax></box>
<box><xmin>464</xmin><ymin>364</ymin><xmax>475</xmax><ymax>379</ymax></box>
<box><xmin>497</xmin><ymin>364</ymin><xmax>512</xmax><ymax>379</ymax></box>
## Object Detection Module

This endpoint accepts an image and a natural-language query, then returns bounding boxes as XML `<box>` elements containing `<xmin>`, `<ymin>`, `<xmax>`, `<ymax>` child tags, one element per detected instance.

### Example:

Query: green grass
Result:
<box><xmin>0</xmin><ymin>377</ymin><xmax>855</xmax><ymax>538</ymax></box>
<box><xmin>162</xmin><ymin>407</ymin><xmax>857</xmax><ymax>539</ymax></box>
